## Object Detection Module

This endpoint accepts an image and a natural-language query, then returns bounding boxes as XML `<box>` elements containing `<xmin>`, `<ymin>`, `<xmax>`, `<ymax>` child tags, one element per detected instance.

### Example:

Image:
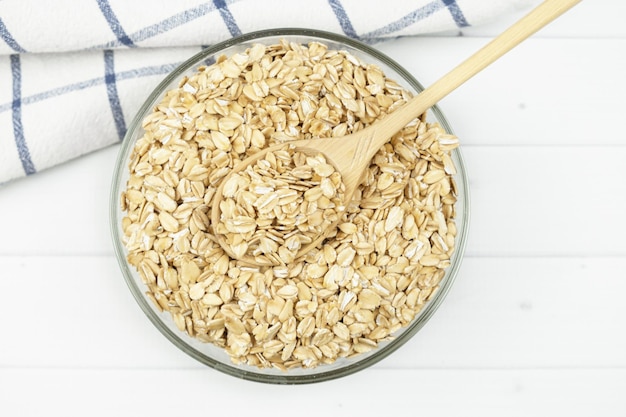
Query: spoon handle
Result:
<box><xmin>372</xmin><ymin>0</ymin><xmax>582</xmax><ymax>137</ymax></box>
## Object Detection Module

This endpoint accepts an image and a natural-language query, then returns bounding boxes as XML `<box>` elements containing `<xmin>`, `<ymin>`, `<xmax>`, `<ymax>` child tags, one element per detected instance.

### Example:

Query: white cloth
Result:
<box><xmin>0</xmin><ymin>0</ymin><xmax>533</xmax><ymax>184</ymax></box>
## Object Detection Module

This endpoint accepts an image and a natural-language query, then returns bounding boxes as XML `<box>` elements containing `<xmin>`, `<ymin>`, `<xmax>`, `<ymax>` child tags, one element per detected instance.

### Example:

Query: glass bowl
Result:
<box><xmin>110</xmin><ymin>28</ymin><xmax>470</xmax><ymax>384</ymax></box>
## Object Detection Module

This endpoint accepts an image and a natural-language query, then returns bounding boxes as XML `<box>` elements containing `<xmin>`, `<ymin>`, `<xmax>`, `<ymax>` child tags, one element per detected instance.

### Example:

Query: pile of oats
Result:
<box><xmin>120</xmin><ymin>39</ymin><xmax>459</xmax><ymax>370</ymax></box>
<box><xmin>215</xmin><ymin>148</ymin><xmax>346</xmax><ymax>265</ymax></box>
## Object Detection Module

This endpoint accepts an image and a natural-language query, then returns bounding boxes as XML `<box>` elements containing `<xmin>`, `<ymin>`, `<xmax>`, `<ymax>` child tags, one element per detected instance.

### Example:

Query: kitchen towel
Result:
<box><xmin>0</xmin><ymin>0</ymin><xmax>535</xmax><ymax>184</ymax></box>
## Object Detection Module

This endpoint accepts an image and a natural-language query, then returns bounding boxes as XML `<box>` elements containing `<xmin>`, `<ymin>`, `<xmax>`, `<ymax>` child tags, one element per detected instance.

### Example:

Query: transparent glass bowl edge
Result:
<box><xmin>109</xmin><ymin>28</ymin><xmax>470</xmax><ymax>385</ymax></box>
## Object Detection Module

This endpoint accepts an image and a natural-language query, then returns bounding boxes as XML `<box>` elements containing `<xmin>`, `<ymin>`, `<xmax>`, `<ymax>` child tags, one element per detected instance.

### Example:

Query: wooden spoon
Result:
<box><xmin>211</xmin><ymin>0</ymin><xmax>581</xmax><ymax>265</ymax></box>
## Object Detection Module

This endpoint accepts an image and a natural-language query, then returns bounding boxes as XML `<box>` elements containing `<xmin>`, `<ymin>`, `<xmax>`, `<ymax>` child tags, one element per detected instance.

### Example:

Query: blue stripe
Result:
<box><xmin>117</xmin><ymin>62</ymin><xmax>182</xmax><ymax>82</ymax></box>
<box><xmin>327</xmin><ymin>0</ymin><xmax>359</xmax><ymax>39</ymax></box>
<box><xmin>202</xmin><ymin>55</ymin><xmax>216</xmax><ymax>67</ymax></box>
<box><xmin>0</xmin><ymin>18</ymin><xmax>27</xmax><ymax>53</ymax></box>
<box><xmin>442</xmin><ymin>0</ymin><xmax>469</xmax><ymax>28</ymax></box>
<box><xmin>213</xmin><ymin>0</ymin><xmax>241</xmax><ymax>37</ymax></box>
<box><xmin>96</xmin><ymin>0</ymin><xmax>137</xmax><ymax>47</ymax></box>
<box><xmin>104</xmin><ymin>50</ymin><xmax>127</xmax><ymax>141</ymax></box>
<box><xmin>94</xmin><ymin>2</ymin><xmax>221</xmax><ymax>50</ymax></box>
<box><xmin>0</xmin><ymin>62</ymin><xmax>184</xmax><ymax>115</ymax></box>
<box><xmin>361</xmin><ymin>1</ymin><xmax>443</xmax><ymax>39</ymax></box>
<box><xmin>10</xmin><ymin>55</ymin><xmax>36</xmax><ymax>175</ymax></box>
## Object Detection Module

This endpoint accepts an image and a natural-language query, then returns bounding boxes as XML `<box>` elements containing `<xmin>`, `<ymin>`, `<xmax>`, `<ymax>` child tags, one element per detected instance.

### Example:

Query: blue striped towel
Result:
<box><xmin>0</xmin><ymin>0</ymin><xmax>534</xmax><ymax>184</ymax></box>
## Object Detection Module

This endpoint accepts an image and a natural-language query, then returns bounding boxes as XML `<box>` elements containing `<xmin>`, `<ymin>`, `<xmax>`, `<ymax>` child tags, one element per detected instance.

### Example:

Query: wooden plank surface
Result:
<box><xmin>1</xmin><ymin>143</ymin><xmax>624</xmax><ymax>257</ymax></box>
<box><xmin>2</xmin><ymin>368</ymin><xmax>625</xmax><ymax>417</ymax></box>
<box><xmin>0</xmin><ymin>256</ymin><xmax>623</xmax><ymax>369</ymax></box>
<box><xmin>1</xmin><ymin>1</ymin><xmax>625</xmax><ymax>415</ymax></box>
<box><xmin>377</xmin><ymin>38</ymin><xmax>626</xmax><ymax>146</ymax></box>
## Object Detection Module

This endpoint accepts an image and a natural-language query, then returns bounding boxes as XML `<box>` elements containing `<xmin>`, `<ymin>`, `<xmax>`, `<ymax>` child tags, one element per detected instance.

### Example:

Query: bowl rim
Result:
<box><xmin>110</xmin><ymin>27</ymin><xmax>470</xmax><ymax>385</ymax></box>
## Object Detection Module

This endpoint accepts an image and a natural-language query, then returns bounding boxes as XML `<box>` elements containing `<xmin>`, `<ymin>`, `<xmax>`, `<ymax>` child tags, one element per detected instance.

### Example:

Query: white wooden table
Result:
<box><xmin>1</xmin><ymin>1</ymin><xmax>625</xmax><ymax>415</ymax></box>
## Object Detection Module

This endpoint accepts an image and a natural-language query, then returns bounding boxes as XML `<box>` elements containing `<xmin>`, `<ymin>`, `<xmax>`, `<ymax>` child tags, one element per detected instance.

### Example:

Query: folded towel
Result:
<box><xmin>0</xmin><ymin>0</ymin><xmax>534</xmax><ymax>184</ymax></box>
